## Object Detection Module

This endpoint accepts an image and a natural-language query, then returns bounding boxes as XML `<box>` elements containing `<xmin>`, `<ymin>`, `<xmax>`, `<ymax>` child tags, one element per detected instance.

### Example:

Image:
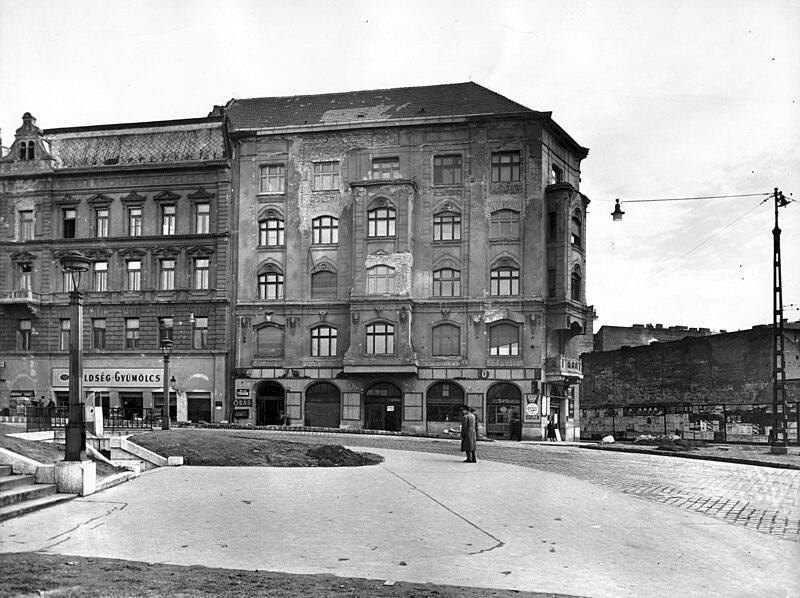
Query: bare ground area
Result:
<box><xmin>129</xmin><ymin>428</ymin><xmax>385</xmax><ymax>467</ymax></box>
<box><xmin>0</xmin><ymin>553</ymin><xmax>583</xmax><ymax>598</ymax></box>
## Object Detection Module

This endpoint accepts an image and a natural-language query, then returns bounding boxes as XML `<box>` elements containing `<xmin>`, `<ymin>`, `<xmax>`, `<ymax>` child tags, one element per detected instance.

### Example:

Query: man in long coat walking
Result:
<box><xmin>460</xmin><ymin>405</ymin><xmax>477</xmax><ymax>463</ymax></box>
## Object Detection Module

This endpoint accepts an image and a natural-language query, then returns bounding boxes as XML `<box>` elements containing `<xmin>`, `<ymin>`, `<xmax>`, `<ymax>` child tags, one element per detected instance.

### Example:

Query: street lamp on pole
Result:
<box><xmin>160</xmin><ymin>337</ymin><xmax>173</xmax><ymax>431</ymax></box>
<box><xmin>59</xmin><ymin>251</ymin><xmax>92</xmax><ymax>462</ymax></box>
<box><xmin>770</xmin><ymin>188</ymin><xmax>790</xmax><ymax>455</ymax></box>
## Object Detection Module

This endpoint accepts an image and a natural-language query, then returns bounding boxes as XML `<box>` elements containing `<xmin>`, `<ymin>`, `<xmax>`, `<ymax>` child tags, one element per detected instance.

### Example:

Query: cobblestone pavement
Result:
<box><xmin>261</xmin><ymin>431</ymin><xmax>800</xmax><ymax>542</ymax></box>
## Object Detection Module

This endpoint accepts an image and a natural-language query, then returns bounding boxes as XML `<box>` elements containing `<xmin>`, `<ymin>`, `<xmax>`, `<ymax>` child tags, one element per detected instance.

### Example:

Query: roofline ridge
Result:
<box><xmin>44</xmin><ymin>115</ymin><xmax>225</xmax><ymax>135</ymax></box>
<box><xmin>225</xmin><ymin>81</ymin><xmax>483</xmax><ymax>104</ymax></box>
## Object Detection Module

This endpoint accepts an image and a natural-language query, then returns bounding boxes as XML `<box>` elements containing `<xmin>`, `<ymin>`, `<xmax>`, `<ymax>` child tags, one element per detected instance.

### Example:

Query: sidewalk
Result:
<box><xmin>1</xmin><ymin>446</ymin><xmax>797</xmax><ymax>598</ymax></box>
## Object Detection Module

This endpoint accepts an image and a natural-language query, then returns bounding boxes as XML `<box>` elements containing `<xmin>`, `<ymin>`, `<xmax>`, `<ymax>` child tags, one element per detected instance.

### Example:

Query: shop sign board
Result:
<box><xmin>233</xmin><ymin>398</ymin><xmax>252</xmax><ymax>407</ymax></box>
<box><xmin>523</xmin><ymin>393</ymin><xmax>541</xmax><ymax>423</ymax></box>
<box><xmin>52</xmin><ymin>368</ymin><xmax>164</xmax><ymax>388</ymax></box>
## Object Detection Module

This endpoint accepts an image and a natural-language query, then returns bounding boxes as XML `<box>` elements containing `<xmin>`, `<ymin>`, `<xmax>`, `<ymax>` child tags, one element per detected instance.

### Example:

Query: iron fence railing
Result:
<box><xmin>25</xmin><ymin>406</ymin><xmax>159</xmax><ymax>432</ymax></box>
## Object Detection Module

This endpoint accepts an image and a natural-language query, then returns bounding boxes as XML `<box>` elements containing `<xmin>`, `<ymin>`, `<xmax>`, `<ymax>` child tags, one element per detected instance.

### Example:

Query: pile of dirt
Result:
<box><xmin>304</xmin><ymin>444</ymin><xmax>383</xmax><ymax>467</ymax></box>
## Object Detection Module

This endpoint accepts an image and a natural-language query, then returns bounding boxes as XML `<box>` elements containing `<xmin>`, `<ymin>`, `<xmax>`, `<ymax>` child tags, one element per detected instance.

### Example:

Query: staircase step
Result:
<box><xmin>0</xmin><ymin>464</ymin><xmax>12</xmax><ymax>477</ymax></box>
<box><xmin>0</xmin><ymin>483</ymin><xmax>58</xmax><ymax>508</ymax></box>
<box><xmin>0</xmin><ymin>493</ymin><xmax>77</xmax><ymax>522</ymax></box>
<box><xmin>0</xmin><ymin>474</ymin><xmax>36</xmax><ymax>491</ymax></box>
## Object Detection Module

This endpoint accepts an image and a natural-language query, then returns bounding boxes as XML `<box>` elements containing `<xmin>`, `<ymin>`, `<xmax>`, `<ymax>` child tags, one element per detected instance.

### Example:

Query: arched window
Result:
<box><xmin>259</xmin><ymin>216</ymin><xmax>285</xmax><ymax>246</ymax></box>
<box><xmin>426</xmin><ymin>382</ymin><xmax>464</xmax><ymax>422</ymax></box>
<box><xmin>258</xmin><ymin>271</ymin><xmax>284</xmax><ymax>300</ymax></box>
<box><xmin>490</xmin><ymin>209</ymin><xmax>520</xmax><ymax>239</ymax></box>
<box><xmin>312</xmin><ymin>216</ymin><xmax>339</xmax><ymax>244</ymax></box>
<box><xmin>366</xmin><ymin>322</ymin><xmax>394</xmax><ymax>355</ymax></box>
<box><xmin>256</xmin><ymin>325</ymin><xmax>284</xmax><ymax>357</ymax></box>
<box><xmin>305</xmin><ymin>382</ymin><xmax>341</xmax><ymax>428</ymax></box>
<box><xmin>311</xmin><ymin>326</ymin><xmax>338</xmax><ymax>357</ymax></box>
<box><xmin>431</xmin><ymin>324</ymin><xmax>460</xmax><ymax>356</ymax></box>
<box><xmin>26</xmin><ymin>141</ymin><xmax>35</xmax><ymax>160</ymax></box>
<box><xmin>571</xmin><ymin>267</ymin><xmax>582</xmax><ymax>302</ymax></box>
<box><xmin>490</xmin><ymin>266</ymin><xmax>519</xmax><ymax>296</ymax></box>
<box><xmin>311</xmin><ymin>270</ymin><xmax>337</xmax><ymax>298</ymax></box>
<box><xmin>489</xmin><ymin>322</ymin><xmax>520</xmax><ymax>356</ymax></box>
<box><xmin>367</xmin><ymin>265</ymin><xmax>395</xmax><ymax>294</ymax></box>
<box><xmin>433</xmin><ymin>268</ymin><xmax>461</xmax><ymax>297</ymax></box>
<box><xmin>367</xmin><ymin>206</ymin><xmax>396</xmax><ymax>237</ymax></box>
<box><xmin>570</xmin><ymin>210</ymin><xmax>582</xmax><ymax>248</ymax></box>
<box><xmin>433</xmin><ymin>211</ymin><xmax>461</xmax><ymax>241</ymax></box>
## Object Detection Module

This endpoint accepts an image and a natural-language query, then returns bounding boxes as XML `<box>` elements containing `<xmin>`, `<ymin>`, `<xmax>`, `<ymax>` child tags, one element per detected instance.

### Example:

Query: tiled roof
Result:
<box><xmin>223</xmin><ymin>82</ymin><xmax>537</xmax><ymax>131</ymax></box>
<box><xmin>45</xmin><ymin>120</ymin><xmax>227</xmax><ymax>168</ymax></box>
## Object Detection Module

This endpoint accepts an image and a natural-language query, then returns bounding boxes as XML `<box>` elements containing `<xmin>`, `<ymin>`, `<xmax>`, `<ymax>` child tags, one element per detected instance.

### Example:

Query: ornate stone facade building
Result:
<box><xmin>221</xmin><ymin>83</ymin><xmax>593</xmax><ymax>440</ymax></box>
<box><xmin>0</xmin><ymin>113</ymin><xmax>232</xmax><ymax>423</ymax></box>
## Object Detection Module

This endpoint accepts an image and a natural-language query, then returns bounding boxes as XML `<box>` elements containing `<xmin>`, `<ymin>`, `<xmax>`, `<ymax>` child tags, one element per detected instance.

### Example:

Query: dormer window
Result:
<box><xmin>19</xmin><ymin>141</ymin><xmax>35</xmax><ymax>161</ymax></box>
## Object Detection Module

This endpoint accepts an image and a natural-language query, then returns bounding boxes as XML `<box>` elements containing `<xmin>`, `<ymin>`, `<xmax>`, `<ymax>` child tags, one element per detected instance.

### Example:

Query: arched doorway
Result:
<box><xmin>256</xmin><ymin>381</ymin><xmax>285</xmax><ymax>426</ymax></box>
<box><xmin>364</xmin><ymin>382</ymin><xmax>402</xmax><ymax>432</ymax></box>
<box><xmin>486</xmin><ymin>382</ymin><xmax>522</xmax><ymax>439</ymax></box>
<box><xmin>305</xmin><ymin>382</ymin><xmax>341</xmax><ymax>428</ymax></box>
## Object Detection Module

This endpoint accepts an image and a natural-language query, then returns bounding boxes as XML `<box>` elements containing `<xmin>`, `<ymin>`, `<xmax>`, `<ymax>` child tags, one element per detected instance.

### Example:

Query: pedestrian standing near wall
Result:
<box><xmin>470</xmin><ymin>407</ymin><xmax>480</xmax><ymax>440</ymax></box>
<box><xmin>547</xmin><ymin>418</ymin><xmax>557</xmax><ymax>442</ymax></box>
<box><xmin>461</xmin><ymin>405</ymin><xmax>477</xmax><ymax>463</ymax></box>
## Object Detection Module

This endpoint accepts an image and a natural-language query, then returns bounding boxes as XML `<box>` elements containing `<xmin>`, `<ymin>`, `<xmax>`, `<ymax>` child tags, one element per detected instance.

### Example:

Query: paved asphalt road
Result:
<box><xmin>1</xmin><ymin>432</ymin><xmax>798</xmax><ymax>597</ymax></box>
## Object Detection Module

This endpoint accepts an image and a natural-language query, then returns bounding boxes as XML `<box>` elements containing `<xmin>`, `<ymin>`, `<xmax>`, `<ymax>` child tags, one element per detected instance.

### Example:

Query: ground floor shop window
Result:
<box><xmin>426</xmin><ymin>382</ymin><xmax>464</xmax><ymax>423</ymax></box>
<box><xmin>119</xmin><ymin>392</ymin><xmax>144</xmax><ymax>421</ymax></box>
<box><xmin>153</xmin><ymin>391</ymin><xmax>178</xmax><ymax>420</ymax></box>
<box><xmin>256</xmin><ymin>382</ymin><xmax>285</xmax><ymax>425</ymax></box>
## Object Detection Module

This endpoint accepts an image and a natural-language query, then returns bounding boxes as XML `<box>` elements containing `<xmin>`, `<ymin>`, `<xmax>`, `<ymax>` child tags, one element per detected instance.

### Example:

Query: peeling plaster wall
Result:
<box><xmin>365</xmin><ymin>251</ymin><xmax>413</xmax><ymax>295</ymax></box>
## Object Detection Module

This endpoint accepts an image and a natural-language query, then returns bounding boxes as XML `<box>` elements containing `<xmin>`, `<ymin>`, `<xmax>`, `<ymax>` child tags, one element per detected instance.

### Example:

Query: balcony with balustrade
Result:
<box><xmin>544</xmin><ymin>354</ymin><xmax>583</xmax><ymax>382</ymax></box>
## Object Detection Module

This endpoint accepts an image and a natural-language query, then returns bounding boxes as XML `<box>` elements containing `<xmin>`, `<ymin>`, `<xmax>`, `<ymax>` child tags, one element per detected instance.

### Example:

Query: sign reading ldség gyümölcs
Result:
<box><xmin>52</xmin><ymin>368</ymin><xmax>164</xmax><ymax>388</ymax></box>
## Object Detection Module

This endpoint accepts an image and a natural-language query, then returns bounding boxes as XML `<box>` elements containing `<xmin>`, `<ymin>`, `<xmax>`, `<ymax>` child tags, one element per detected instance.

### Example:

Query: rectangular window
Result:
<box><xmin>59</xmin><ymin>319</ymin><xmax>70</xmax><ymax>351</ymax></box>
<box><xmin>19</xmin><ymin>210</ymin><xmax>34</xmax><ymax>240</ymax></box>
<box><xmin>92</xmin><ymin>318</ymin><xmax>107</xmax><ymax>350</ymax></box>
<box><xmin>311</xmin><ymin>326</ymin><xmax>338</xmax><ymax>357</ymax></box>
<box><xmin>17</xmin><ymin>319</ymin><xmax>32</xmax><ymax>350</ymax></box>
<box><xmin>367</xmin><ymin>266</ymin><xmax>395</xmax><ymax>294</ymax></box>
<box><xmin>372</xmin><ymin>157</ymin><xmax>400</xmax><ymax>180</ymax></box>
<box><xmin>491</xmin><ymin>152</ymin><xmax>520</xmax><ymax>182</ymax></box>
<box><xmin>313</xmin><ymin>162</ymin><xmax>339</xmax><ymax>191</ymax></box>
<box><xmin>490</xmin><ymin>209</ymin><xmax>520</xmax><ymax>239</ymax></box>
<box><xmin>259</xmin><ymin>164</ymin><xmax>285</xmax><ymax>193</ymax></box>
<box><xmin>93</xmin><ymin>261</ymin><xmax>108</xmax><ymax>292</ymax></box>
<box><xmin>433</xmin><ymin>155</ymin><xmax>463</xmax><ymax>185</ymax></box>
<box><xmin>433</xmin><ymin>212</ymin><xmax>461</xmax><ymax>241</ymax></box>
<box><xmin>194</xmin><ymin>258</ymin><xmax>209</xmax><ymax>290</ymax></box>
<box><xmin>490</xmin><ymin>324</ymin><xmax>520</xmax><ymax>356</ymax></box>
<box><xmin>195</xmin><ymin>203</ymin><xmax>210</xmax><ymax>234</ymax></box>
<box><xmin>490</xmin><ymin>268</ymin><xmax>520</xmax><ymax>296</ymax></box>
<box><xmin>128</xmin><ymin>206</ymin><xmax>142</xmax><ymax>236</ymax></box>
<box><xmin>126</xmin><ymin>260</ymin><xmax>141</xmax><ymax>291</ymax></box>
<box><xmin>18</xmin><ymin>263</ymin><xmax>32</xmax><ymax>291</ymax></box>
<box><xmin>259</xmin><ymin>218</ymin><xmax>285</xmax><ymax>246</ymax></box>
<box><xmin>258</xmin><ymin>273</ymin><xmax>284</xmax><ymax>300</ymax></box>
<box><xmin>95</xmin><ymin>208</ymin><xmax>109</xmax><ymax>238</ymax></box>
<box><xmin>125</xmin><ymin>318</ymin><xmax>140</xmax><ymax>349</ymax></box>
<box><xmin>161</xmin><ymin>205</ymin><xmax>176</xmax><ymax>235</ymax></box>
<box><xmin>312</xmin><ymin>216</ymin><xmax>338</xmax><ymax>244</ymax></box>
<box><xmin>160</xmin><ymin>259</ymin><xmax>175</xmax><ymax>290</ymax></box>
<box><xmin>433</xmin><ymin>269</ymin><xmax>461</xmax><ymax>297</ymax></box>
<box><xmin>159</xmin><ymin>317</ymin><xmax>174</xmax><ymax>343</ymax></box>
<box><xmin>366</xmin><ymin>323</ymin><xmax>394</xmax><ymax>355</ymax></box>
<box><xmin>193</xmin><ymin>316</ymin><xmax>208</xmax><ymax>350</ymax></box>
<box><xmin>62</xmin><ymin>271</ymin><xmax>75</xmax><ymax>293</ymax></box>
<box><xmin>548</xmin><ymin>268</ymin><xmax>556</xmax><ymax>299</ymax></box>
<box><xmin>311</xmin><ymin>271</ymin><xmax>337</xmax><ymax>298</ymax></box>
<box><xmin>367</xmin><ymin>207</ymin><xmax>396</xmax><ymax>237</ymax></box>
<box><xmin>432</xmin><ymin>324</ymin><xmax>460</xmax><ymax>356</ymax></box>
<box><xmin>63</xmin><ymin>208</ymin><xmax>76</xmax><ymax>238</ymax></box>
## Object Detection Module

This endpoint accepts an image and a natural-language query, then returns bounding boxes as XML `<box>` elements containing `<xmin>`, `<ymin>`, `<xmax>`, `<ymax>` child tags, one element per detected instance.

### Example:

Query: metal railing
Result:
<box><xmin>25</xmin><ymin>406</ymin><xmax>158</xmax><ymax>432</ymax></box>
<box><xmin>0</xmin><ymin>289</ymin><xmax>42</xmax><ymax>303</ymax></box>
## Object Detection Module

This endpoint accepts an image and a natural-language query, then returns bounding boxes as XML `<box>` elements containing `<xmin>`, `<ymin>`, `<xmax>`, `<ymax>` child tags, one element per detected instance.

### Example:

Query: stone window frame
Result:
<box><xmin>433</xmin><ymin>154</ymin><xmax>463</xmax><ymax>186</ymax></box>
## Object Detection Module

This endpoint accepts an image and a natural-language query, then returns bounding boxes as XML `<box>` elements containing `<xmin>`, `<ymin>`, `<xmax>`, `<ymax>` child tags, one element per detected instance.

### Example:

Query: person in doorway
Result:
<box><xmin>460</xmin><ymin>405</ymin><xmax>477</xmax><ymax>463</ymax></box>
<box><xmin>546</xmin><ymin>418</ymin><xmax>557</xmax><ymax>442</ymax></box>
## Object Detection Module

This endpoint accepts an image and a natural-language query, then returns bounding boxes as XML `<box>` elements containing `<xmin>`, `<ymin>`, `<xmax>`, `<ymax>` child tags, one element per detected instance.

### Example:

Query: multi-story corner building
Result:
<box><xmin>221</xmin><ymin>82</ymin><xmax>593</xmax><ymax>440</ymax></box>
<box><xmin>0</xmin><ymin>113</ymin><xmax>232</xmax><ymax>423</ymax></box>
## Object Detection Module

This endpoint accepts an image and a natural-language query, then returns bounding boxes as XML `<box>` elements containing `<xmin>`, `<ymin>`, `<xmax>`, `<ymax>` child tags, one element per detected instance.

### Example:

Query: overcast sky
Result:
<box><xmin>1</xmin><ymin>0</ymin><xmax>798</xmax><ymax>333</ymax></box>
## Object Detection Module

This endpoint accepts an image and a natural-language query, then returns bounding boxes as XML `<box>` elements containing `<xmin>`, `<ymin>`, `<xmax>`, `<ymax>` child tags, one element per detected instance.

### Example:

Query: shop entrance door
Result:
<box><xmin>256</xmin><ymin>382</ymin><xmax>286</xmax><ymax>426</ymax></box>
<box><xmin>364</xmin><ymin>382</ymin><xmax>402</xmax><ymax>432</ymax></box>
<box><xmin>486</xmin><ymin>383</ymin><xmax>522</xmax><ymax>439</ymax></box>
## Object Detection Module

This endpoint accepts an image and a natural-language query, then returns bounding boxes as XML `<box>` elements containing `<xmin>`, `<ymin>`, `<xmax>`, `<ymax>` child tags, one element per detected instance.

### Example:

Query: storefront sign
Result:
<box><xmin>236</xmin><ymin>389</ymin><xmax>250</xmax><ymax>397</ymax></box>
<box><xmin>233</xmin><ymin>398</ymin><xmax>252</xmax><ymax>407</ymax></box>
<box><xmin>52</xmin><ymin>368</ymin><xmax>164</xmax><ymax>388</ymax></box>
<box><xmin>523</xmin><ymin>393</ymin><xmax>541</xmax><ymax>424</ymax></box>
<box><xmin>234</xmin><ymin>409</ymin><xmax>250</xmax><ymax>419</ymax></box>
